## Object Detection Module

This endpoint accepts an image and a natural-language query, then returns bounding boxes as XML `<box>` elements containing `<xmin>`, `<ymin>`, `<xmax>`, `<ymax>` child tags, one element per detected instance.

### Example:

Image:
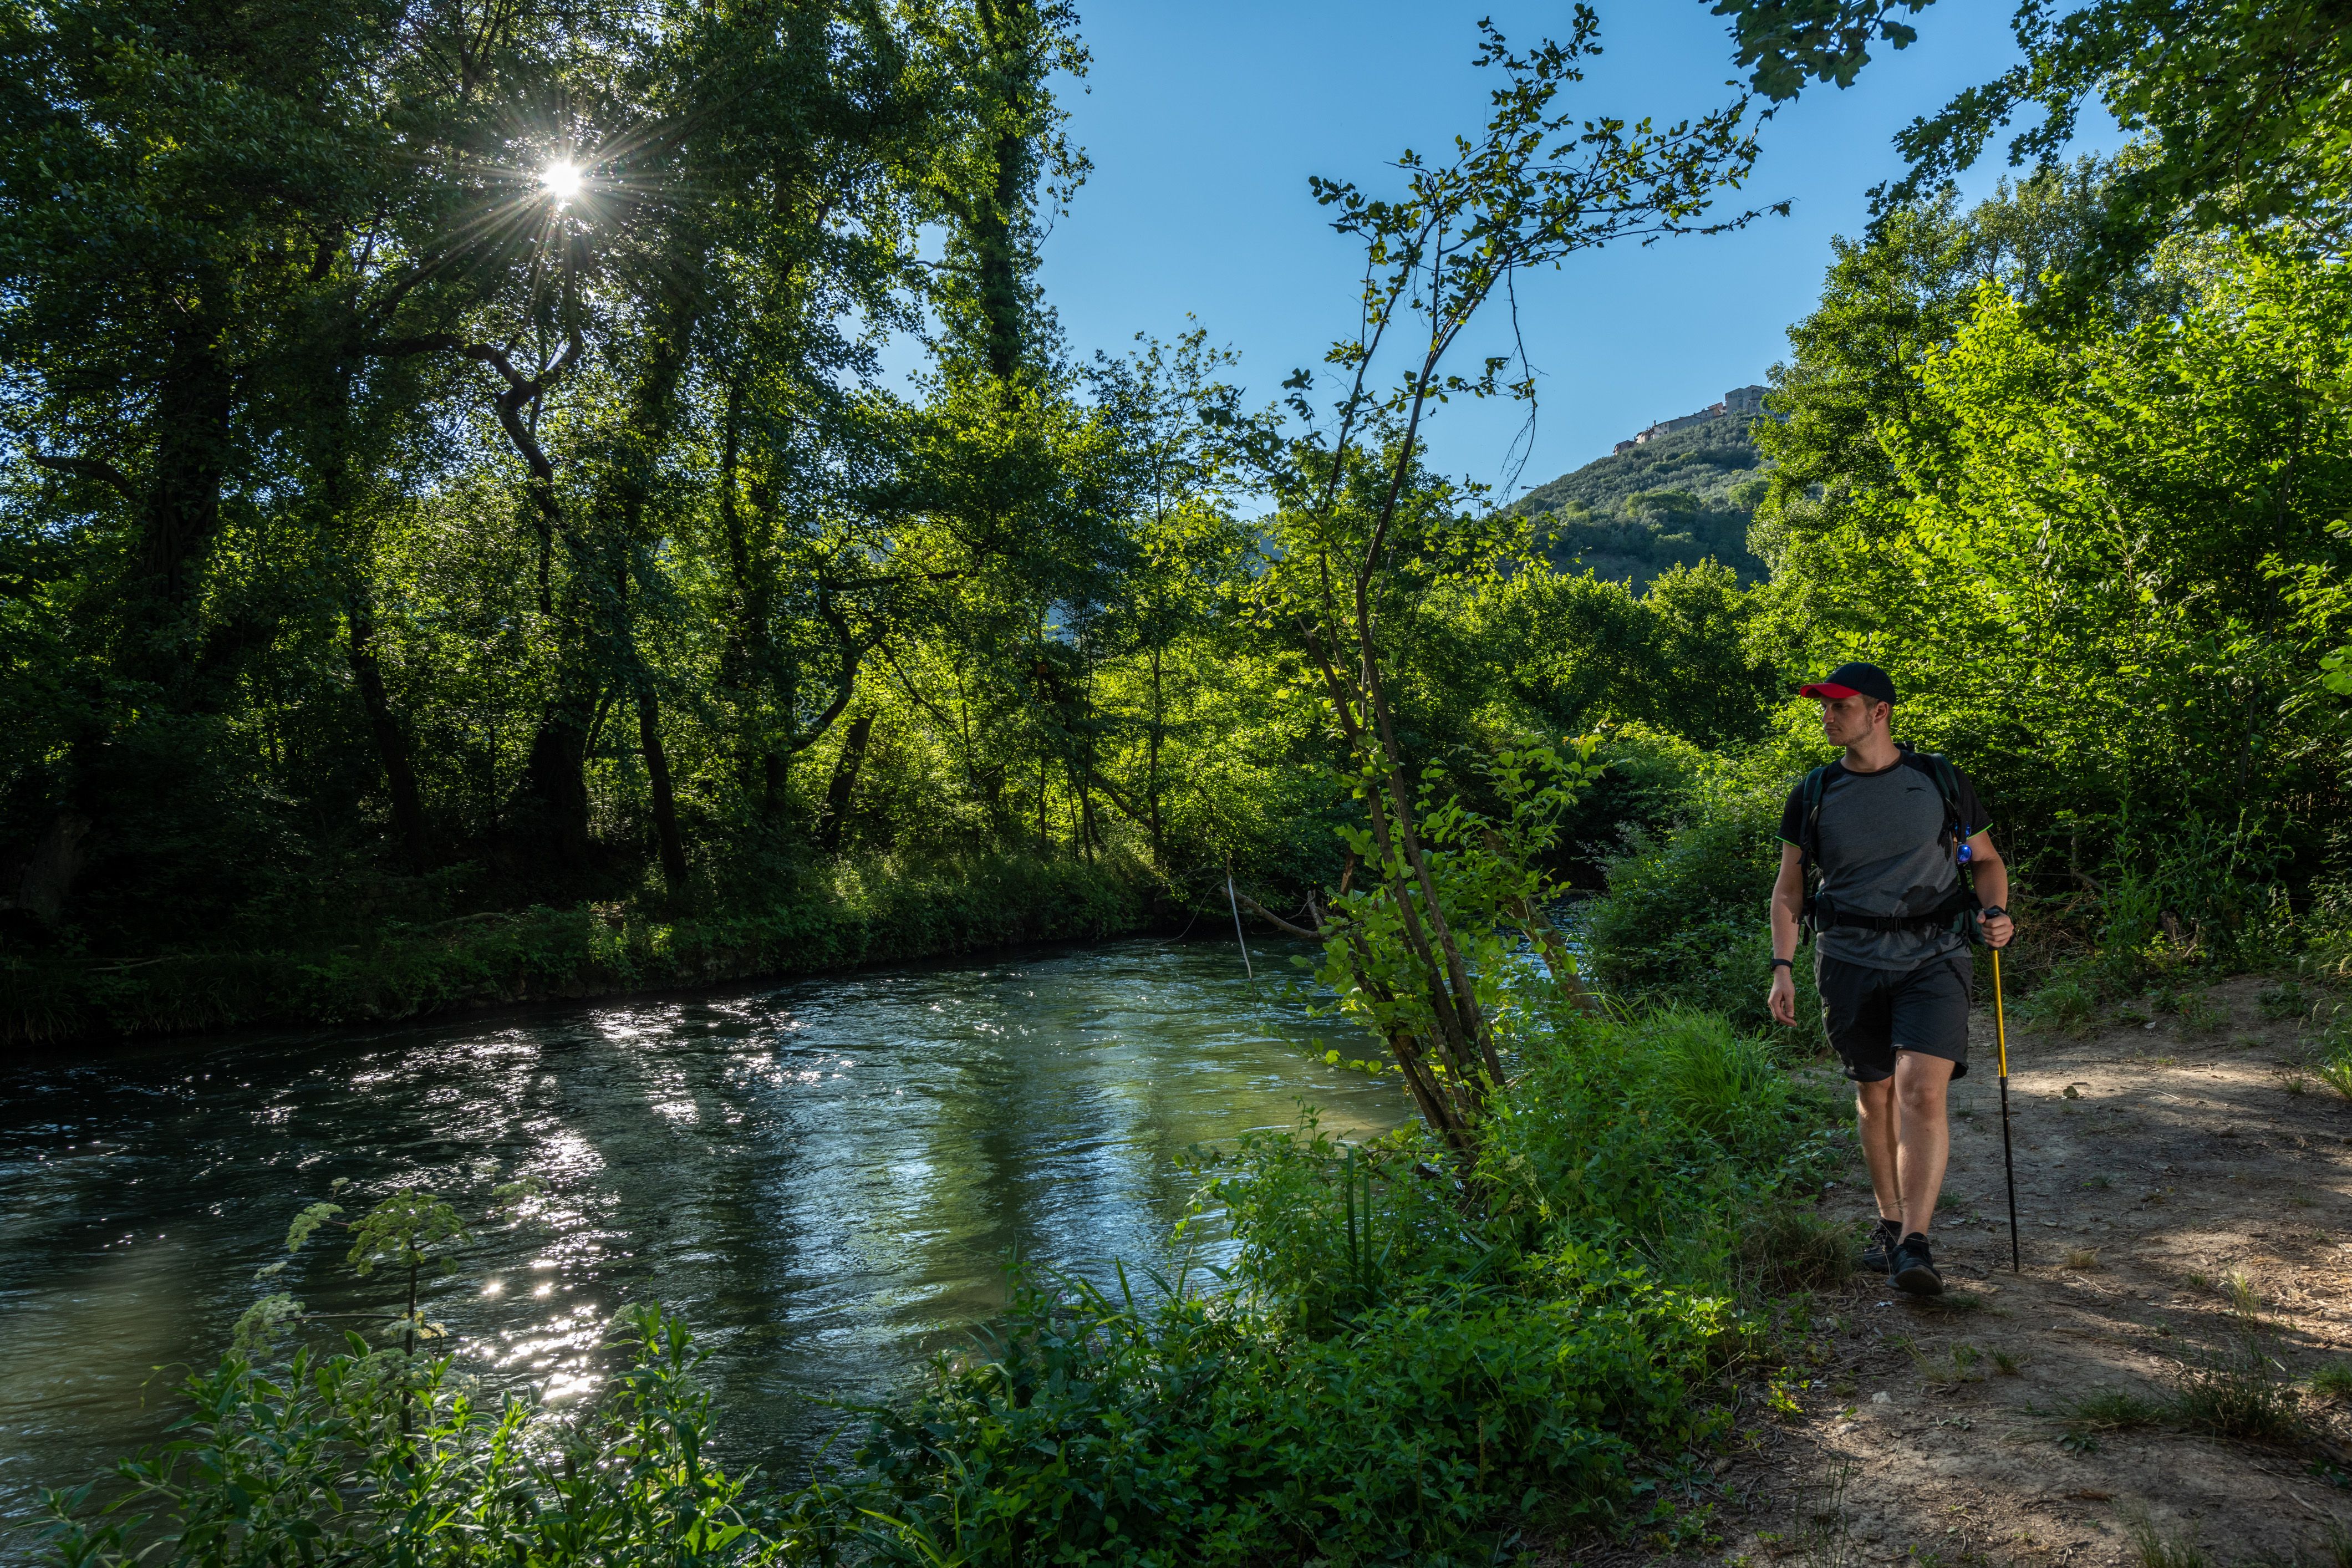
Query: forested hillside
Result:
<box><xmin>1513</xmin><ymin>410</ymin><xmax>1770</xmax><ymax>585</ymax></box>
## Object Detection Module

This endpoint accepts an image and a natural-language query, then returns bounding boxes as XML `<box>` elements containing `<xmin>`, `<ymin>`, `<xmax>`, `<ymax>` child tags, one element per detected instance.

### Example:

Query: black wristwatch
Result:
<box><xmin>1769</xmin><ymin>958</ymin><xmax>1794</xmax><ymax>971</ymax></box>
<box><xmin>1979</xmin><ymin>905</ymin><xmax>2009</xmax><ymax>920</ymax></box>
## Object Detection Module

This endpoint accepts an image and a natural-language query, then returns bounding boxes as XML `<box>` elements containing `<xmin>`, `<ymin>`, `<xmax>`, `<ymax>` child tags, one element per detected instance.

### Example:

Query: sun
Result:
<box><xmin>541</xmin><ymin>159</ymin><xmax>582</xmax><ymax>201</ymax></box>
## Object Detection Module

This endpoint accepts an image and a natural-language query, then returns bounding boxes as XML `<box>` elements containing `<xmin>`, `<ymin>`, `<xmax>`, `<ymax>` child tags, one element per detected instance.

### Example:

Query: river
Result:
<box><xmin>0</xmin><ymin>937</ymin><xmax>1404</xmax><ymax>1538</ymax></box>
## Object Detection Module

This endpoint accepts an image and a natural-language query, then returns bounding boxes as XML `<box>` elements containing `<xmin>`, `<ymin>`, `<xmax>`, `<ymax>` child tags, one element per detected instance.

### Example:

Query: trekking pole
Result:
<box><xmin>1992</xmin><ymin>945</ymin><xmax>2020</xmax><ymax>1273</ymax></box>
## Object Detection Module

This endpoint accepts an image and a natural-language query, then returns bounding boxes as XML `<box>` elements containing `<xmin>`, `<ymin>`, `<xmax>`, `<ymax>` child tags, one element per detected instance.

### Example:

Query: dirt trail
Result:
<box><xmin>1701</xmin><ymin>974</ymin><xmax>2351</xmax><ymax>1568</ymax></box>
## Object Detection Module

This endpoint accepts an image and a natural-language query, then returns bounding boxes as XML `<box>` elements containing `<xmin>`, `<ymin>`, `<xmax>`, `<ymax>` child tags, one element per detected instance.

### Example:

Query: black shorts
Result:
<box><xmin>1815</xmin><ymin>951</ymin><xmax>1972</xmax><ymax>1083</ymax></box>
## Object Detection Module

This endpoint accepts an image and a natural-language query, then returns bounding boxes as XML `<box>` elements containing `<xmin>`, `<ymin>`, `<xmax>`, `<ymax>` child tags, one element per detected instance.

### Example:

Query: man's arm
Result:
<box><xmin>1969</xmin><ymin>831</ymin><xmax>2014</xmax><ymax>947</ymax></box>
<box><xmin>1768</xmin><ymin>842</ymin><xmax>1805</xmax><ymax>1026</ymax></box>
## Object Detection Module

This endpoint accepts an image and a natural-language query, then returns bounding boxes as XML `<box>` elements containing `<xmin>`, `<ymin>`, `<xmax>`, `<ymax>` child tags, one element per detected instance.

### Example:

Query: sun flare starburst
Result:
<box><xmin>541</xmin><ymin>159</ymin><xmax>582</xmax><ymax>201</ymax></box>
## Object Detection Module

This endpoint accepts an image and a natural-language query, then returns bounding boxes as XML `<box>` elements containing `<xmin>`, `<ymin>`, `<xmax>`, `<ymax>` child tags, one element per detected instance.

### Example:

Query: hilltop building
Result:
<box><xmin>1611</xmin><ymin>384</ymin><xmax>1769</xmax><ymax>455</ymax></box>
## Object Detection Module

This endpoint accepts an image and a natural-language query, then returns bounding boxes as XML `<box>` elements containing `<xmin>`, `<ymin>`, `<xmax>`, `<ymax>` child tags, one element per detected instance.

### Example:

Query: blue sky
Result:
<box><xmin>1026</xmin><ymin>0</ymin><xmax>2116</xmax><ymax>499</ymax></box>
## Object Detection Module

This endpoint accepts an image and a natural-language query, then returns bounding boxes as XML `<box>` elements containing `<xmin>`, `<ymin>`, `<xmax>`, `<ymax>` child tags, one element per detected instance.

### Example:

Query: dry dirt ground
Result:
<box><xmin>1638</xmin><ymin>973</ymin><xmax>2352</xmax><ymax>1568</ymax></box>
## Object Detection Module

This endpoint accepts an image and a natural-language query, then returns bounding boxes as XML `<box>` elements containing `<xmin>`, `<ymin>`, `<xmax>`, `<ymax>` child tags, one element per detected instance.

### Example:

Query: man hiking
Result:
<box><xmin>1766</xmin><ymin>662</ymin><xmax>2015</xmax><ymax>1296</ymax></box>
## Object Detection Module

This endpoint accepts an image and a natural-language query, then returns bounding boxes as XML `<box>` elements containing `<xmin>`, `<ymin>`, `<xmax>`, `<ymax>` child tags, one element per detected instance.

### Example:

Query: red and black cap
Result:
<box><xmin>1798</xmin><ymin>661</ymin><xmax>1897</xmax><ymax>705</ymax></box>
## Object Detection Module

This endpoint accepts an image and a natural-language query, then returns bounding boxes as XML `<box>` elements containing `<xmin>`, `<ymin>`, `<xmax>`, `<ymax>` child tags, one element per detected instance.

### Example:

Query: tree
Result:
<box><xmin>1711</xmin><ymin>0</ymin><xmax>2352</xmax><ymax>285</ymax></box>
<box><xmin>1246</xmin><ymin>12</ymin><xmax>1776</xmax><ymax>1169</ymax></box>
<box><xmin>1759</xmin><ymin>235</ymin><xmax>2352</xmax><ymax>907</ymax></box>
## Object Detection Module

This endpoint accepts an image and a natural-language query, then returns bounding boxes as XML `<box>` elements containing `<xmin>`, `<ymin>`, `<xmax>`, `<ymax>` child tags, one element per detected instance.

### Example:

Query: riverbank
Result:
<box><xmin>0</xmin><ymin>853</ymin><xmax>1153</xmax><ymax>1047</ymax></box>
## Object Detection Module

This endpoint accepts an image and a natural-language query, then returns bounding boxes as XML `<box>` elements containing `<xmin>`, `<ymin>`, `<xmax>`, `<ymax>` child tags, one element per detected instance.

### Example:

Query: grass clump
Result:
<box><xmin>1738</xmin><ymin>1208</ymin><xmax>1856</xmax><ymax>1295</ymax></box>
<box><xmin>2170</xmin><ymin>1318</ymin><xmax>2304</xmax><ymax>1442</ymax></box>
<box><xmin>2057</xmin><ymin>1386</ymin><xmax>2163</xmax><ymax>1452</ymax></box>
<box><xmin>2125</xmin><ymin>1508</ymin><xmax>2210</xmax><ymax>1568</ymax></box>
<box><xmin>2018</xmin><ymin>972</ymin><xmax>2100</xmax><ymax>1035</ymax></box>
<box><xmin>2310</xmin><ymin>1360</ymin><xmax>2352</xmax><ymax>1398</ymax></box>
<box><xmin>2176</xmin><ymin>992</ymin><xmax>2227</xmax><ymax>1033</ymax></box>
<box><xmin>2258</xmin><ymin>981</ymin><xmax>2309</xmax><ymax>1021</ymax></box>
<box><xmin>1910</xmin><ymin>1342</ymin><xmax>1984</xmax><ymax>1388</ymax></box>
<box><xmin>2064</xmin><ymin>1387</ymin><xmax>2167</xmax><ymax>1430</ymax></box>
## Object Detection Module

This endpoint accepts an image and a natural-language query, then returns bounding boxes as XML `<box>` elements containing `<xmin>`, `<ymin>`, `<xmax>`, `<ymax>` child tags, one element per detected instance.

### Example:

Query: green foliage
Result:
<box><xmin>1720</xmin><ymin>0</ymin><xmax>2352</xmax><ymax>290</ymax></box>
<box><xmin>1581</xmin><ymin>773</ymin><xmax>1823</xmax><ymax>1037</ymax></box>
<box><xmin>42</xmin><ymin>1182</ymin><xmax>786</xmax><ymax>1568</ymax></box>
<box><xmin>2</xmin><ymin>852</ymin><xmax>1148</xmax><ymax>1043</ymax></box>
<box><xmin>43</xmin><ymin>1307</ymin><xmax>787</xmax><ymax>1568</ymax></box>
<box><xmin>1753</xmin><ymin>164</ymin><xmax>2352</xmax><ymax>969</ymax></box>
<box><xmin>840</xmin><ymin>1005</ymin><xmax>1834</xmax><ymax>1565</ymax></box>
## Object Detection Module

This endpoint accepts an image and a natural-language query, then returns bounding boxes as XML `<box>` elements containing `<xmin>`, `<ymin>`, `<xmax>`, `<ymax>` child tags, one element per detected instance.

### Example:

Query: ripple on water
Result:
<box><xmin>0</xmin><ymin>937</ymin><xmax>1402</xmax><ymax>1530</ymax></box>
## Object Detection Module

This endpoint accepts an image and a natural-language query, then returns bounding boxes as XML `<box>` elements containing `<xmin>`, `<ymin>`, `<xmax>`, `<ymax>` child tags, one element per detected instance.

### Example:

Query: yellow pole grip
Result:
<box><xmin>1992</xmin><ymin>945</ymin><xmax>2009</xmax><ymax>1080</ymax></box>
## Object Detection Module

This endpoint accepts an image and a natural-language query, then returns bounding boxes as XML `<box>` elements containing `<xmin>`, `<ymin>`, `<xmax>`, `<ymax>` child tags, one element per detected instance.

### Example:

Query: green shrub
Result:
<box><xmin>2017</xmin><ymin>966</ymin><xmax>2101</xmax><ymax>1034</ymax></box>
<box><xmin>1580</xmin><ymin>783</ymin><xmax>1821</xmax><ymax>1038</ymax></box>
<box><xmin>39</xmin><ymin>1189</ymin><xmax>788</xmax><ymax>1568</ymax></box>
<box><xmin>856</xmin><ymin>1254</ymin><xmax>1732</xmax><ymax>1566</ymax></box>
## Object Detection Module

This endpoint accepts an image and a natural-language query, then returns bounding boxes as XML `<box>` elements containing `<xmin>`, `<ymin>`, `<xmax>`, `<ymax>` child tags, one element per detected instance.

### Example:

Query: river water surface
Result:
<box><xmin>0</xmin><ymin>938</ymin><xmax>1403</xmax><ymax>1535</ymax></box>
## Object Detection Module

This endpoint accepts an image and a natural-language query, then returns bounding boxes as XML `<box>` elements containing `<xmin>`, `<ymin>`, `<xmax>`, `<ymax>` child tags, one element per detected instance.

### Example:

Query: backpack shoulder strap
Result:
<box><xmin>1797</xmin><ymin>762</ymin><xmax>1836</xmax><ymax>872</ymax></box>
<box><xmin>1903</xmin><ymin>750</ymin><xmax>1974</xmax><ymax>836</ymax></box>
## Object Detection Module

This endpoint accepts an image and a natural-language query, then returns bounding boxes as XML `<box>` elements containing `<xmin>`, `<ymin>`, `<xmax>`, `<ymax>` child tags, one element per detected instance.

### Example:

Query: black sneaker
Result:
<box><xmin>1861</xmin><ymin>1217</ymin><xmax>1902</xmax><ymax>1275</ymax></box>
<box><xmin>1891</xmin><ymin>1233</ymin><xmax>1943</xmax><ymax>1296</ymax></box>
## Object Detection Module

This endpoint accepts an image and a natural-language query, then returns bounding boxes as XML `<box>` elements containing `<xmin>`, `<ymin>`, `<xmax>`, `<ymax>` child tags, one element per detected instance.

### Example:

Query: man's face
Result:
<box><xmin>1819</xmin><ymin>693</ymin><xmax>1888</xmax><ymax>746</ymax></box>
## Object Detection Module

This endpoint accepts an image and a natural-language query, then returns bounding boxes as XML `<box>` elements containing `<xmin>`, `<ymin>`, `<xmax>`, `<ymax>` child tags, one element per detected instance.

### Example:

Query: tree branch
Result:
<box><xmin>29</xmin><ymin>453</ymin><xmax>134</xmax><ymax>500</ymax></box>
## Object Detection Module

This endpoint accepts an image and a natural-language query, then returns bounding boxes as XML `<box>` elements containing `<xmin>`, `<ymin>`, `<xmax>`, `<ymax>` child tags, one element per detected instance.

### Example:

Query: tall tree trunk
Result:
<box><xmin>347</xmin><ymin>590</ymin><xmax>428</xmax><ymax>870</ymax></box>
<box><xmin>519</xmin><ymin>591</ymin><xmax>598</xmax><ymax>869</ymax></box>
<box><xmin>637</xmin><ymin>691</ymin><xmax>688</xmax><ymax>899</ymax></box>
<box><xmin>715</xmin><ymin>379</ymin><xmax>790</xmax><ymax>809</ymax></box>
<box><xmin>968</xmin><ymin>0</ymin><xmax>1038</xmax><ymax>390</ymax></box>
<box><xmin>819</xmin><ymin>712</ymin><xmax>874</xmax><ymax>853</ymax></box>
<box><xmin>521</xmin><ymin>711</ymin><xmax>594</xmax><ymax>866</ymax></box>
<box><xmin>1146</xmin><ymin>645</ymin><xmax>1165</xmax><ymax>868</ymax></box>
<box><xmin>134</xmin><ymin>323</ymin><xmax>235</xmax><ymax>649</ymax></box>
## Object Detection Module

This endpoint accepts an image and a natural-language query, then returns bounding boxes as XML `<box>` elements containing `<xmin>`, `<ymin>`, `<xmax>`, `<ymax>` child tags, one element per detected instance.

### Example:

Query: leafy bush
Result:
<box><xmin>1579</xmin><ymin>781</ymin><xmax>1824</xmax><ymax>1041</ymax></box>
<box><xmin>39</xmin><ymin>1188</ymin><xmax>787</xmax><ymax>1568</ymax></box>
<box><xmin>845</xmin><ymin>1006</ymin><xmax>1835</xmax><ymax>1564</ymax></box>
<box><xmin>854</xmin><ymin>1256</ymin><xmax>1727</xmax><ymax>1566</ymax></box>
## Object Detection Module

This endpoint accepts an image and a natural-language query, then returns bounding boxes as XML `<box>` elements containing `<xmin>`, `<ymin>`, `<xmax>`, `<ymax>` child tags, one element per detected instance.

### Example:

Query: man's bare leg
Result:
<box><xmin>1854</xmin><ymin>1077</ymin><xmax>1903</xmax><ymax>1224</ymax></box>
<box><xmin>1893</xmin><ymin>1050</ymin><xmax>1955</xmax><ymax>1236</ymax></box>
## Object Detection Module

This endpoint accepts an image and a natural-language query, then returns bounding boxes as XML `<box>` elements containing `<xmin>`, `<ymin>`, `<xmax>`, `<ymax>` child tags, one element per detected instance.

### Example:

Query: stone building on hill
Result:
<box><xmin>1611</xmin><ymin>384</ymin><xmax>1769</xmax><ymax>454</ymax></box>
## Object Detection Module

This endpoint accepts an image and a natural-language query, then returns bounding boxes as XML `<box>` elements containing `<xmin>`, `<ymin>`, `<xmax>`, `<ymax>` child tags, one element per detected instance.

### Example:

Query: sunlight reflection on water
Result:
<box><xmin>0</xmin><ymin>938</ymin><xmax>1402</xmax><ymax>1534</ymax></box>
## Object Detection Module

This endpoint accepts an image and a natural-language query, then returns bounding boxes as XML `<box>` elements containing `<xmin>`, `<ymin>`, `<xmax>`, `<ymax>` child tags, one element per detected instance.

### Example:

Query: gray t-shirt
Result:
<box><xmin>1779</xmin><ymin>756</ymin><xmax>1987</xmax><ymax>971</ymax></box>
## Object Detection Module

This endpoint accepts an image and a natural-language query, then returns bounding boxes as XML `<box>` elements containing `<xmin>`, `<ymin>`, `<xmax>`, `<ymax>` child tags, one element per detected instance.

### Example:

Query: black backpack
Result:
<box><xmin>1793</xmin><ymin>746</ymin><xmax>1982</xmax><ymax>943</ymax></box>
